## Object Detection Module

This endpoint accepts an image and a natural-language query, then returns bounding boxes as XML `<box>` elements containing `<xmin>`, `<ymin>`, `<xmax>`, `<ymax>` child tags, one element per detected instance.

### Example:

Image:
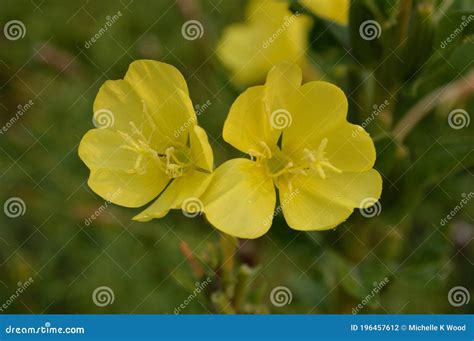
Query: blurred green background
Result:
<box><xmin>0</xmin><ymin>0</ymin><xmax>473</xmax><ymax>314</ymax></box>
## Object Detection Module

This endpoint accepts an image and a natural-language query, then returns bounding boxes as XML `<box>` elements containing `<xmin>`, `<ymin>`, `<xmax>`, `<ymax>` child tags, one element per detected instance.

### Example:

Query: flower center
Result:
<box><xmin>117</xmin><ymin>121</ymin><xmax>191</xmax><ymax>178</ymax></box>
<box><xmin>251</xmin><ymin>138</ymin><xmax>341</xmax><ymax>188</ymax></box>
<box><xmin>301</xmin><ymin>138</ymin><xmax>342</xmax><ymax>179</ymax></box>
<box><xmin>163</xmin><ymin>146</ymin><xmax>192</xmax><ymax>178</ymax></box>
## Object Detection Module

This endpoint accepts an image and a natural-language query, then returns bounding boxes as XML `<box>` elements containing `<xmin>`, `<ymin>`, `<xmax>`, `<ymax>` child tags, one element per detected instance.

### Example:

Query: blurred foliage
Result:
<box><xmin>0</xmin><ymin>0</ymin><xmax>473</xmax><ymax>314</ymax></box>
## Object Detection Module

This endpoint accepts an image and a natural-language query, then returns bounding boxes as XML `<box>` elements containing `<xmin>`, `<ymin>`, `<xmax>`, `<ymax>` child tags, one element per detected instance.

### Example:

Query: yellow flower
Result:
<box><xmin>78</xmin><ymin>60</ymin><xmax>214</xmax><ymax>221</ymax></box>
<box><xmin>201</xmin><ymin>62</ymin><xmax>382</xmax><ymax>239</ymax></box>
<box><xmin>216</xmin><ymin>0</ymin><xmax>312</xmax><ymax>86</ymax></box>
<box><xmin>300</xmin><ymin>0</ymin><xmax>349</xmax><ymax>26</ymax></box>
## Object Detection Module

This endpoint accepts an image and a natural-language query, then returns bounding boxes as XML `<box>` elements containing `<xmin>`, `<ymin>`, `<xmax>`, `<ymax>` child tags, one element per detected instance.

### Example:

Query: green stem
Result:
<box><xmin>393</xmin><ymin>69</ymin><xmax>474</xmax><ymax>143</ymax></box>
<box><xmin>233</xmin><ymin>264</ymin><xmax>252</xmax><ymax>312</ymax></box>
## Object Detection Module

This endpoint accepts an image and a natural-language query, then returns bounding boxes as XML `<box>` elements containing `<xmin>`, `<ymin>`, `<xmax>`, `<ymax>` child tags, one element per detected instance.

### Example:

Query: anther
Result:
<box><xmin>259</xmin><ymin>141</ymin><xmax>272</xmax><ymax>159</ymax></box>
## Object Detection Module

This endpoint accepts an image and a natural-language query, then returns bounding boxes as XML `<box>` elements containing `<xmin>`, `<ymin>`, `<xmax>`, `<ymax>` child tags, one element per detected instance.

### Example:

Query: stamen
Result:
<box><xmin>303</xmin><ymin>148</ymin><xmax>316</xmax><ymax>162</ymax></box>
<box><xmin>303</xmin><ymin>138</ymin><xmax>342</xmax><ymax>179</ymax></box>
<box><xmin>288</xmin><ymin>180</ymin><xmax>294</xmax><ymax>193</ymax></box>
<box><xmin>270</xmin><ymin>161</ymin><xmax>295</xmax><ymax>178</ymax></box>
<box><xmin>118</xmin><ymin>131</ymin><xmax>140</xmax><ymax>150</ymax></box>
<box><xmin>162</xmin><ymin>146</ymin><xmax>193</xmax><ymax>179</ymax></box>
<box><xmin>259</xmin><ymin>141</ymin><xmax>272</xmax><ymax>159</ymax></box>
<box><xmin>165</xmin><ymin>147</ymin><xmax>175</xmax><ymax>166</ymax></box>
<box><xmin>320</xmin><ymin>161</ymin><xmax>342</xmax><ymax>174</ymax></box>
<box><xmin>129</xmin><ymin>121</ymin><xmax>147</xmax><ymax>142</ymax></box>
<box><xmin>138</xmin><ymin>140</ymin><xmax>159</xmax><ymax>160</ymax></box>
<box><xmin>316</xmin><ymin>165</ymin><xmax>326</xmax><ymax>179</ymax></box>
<box><xmin>317</xmin><ymin>138</ymin><xmax>328</xmax><ymax>154</ymax></box>
<box><xmin>248</xmin><ymin>148</ymin><xmax>264</xmax><ymax>161</ymax></box>
<box><xmin>290</xmin><ymin>168</ymin><xmax>307</xmax><ymax>176</ymax></box>
<box><xmin>117</xmin><ymin>127</ymin><xmax>191</xmax><ymax>178</ymax></box>
<box><xmin>120</xmin><ymin>145</ymin><xmax>138</xmax><ymax>152</ymax></box>
<box><xmin>134</xmin><ymin>154</ymin><xmax>147</xmax><ymax>175</ymax></box>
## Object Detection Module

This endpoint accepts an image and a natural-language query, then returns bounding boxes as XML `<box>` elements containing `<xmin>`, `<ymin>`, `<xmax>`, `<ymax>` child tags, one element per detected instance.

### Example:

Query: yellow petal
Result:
<box><xmin>305</xmin><ymin>169</ymin><xmax>382</xmax><ymax>208</ymax></box>
<box><xmin>78</xmin><ymin>129</ymin><xmax>138</xmax><ymax>172</ymax></box>
<box><xmin>282</xmin><ymin>81</ymin><xmax>348</xmax><ymax>157</ymax></box>
<box><xmin>300</xmin><ymin>0</ymin><xmax>349</xmax><ymax>25</ymax></box>
<box><xmin>190</xmin><ymin>125</ymin><xmax>214</xmax><ymax>172</ymax></box>
<box><xmin>263</xmin><ymin>62</ymin><xmax>303</xmax><ymax>117</ymax></box>
<box><xmin>201</xmin><ymin>159</ymin><xmax>276</xmax><ymax>239</ymax></box>
<box><xmin>223</xmin><ymin>86</ymin><xmax>280</xmax><ymax>154</ymax></box>
<box><xmin>217</xmin><ymin>0</ymin><xmax>312</xmax><ymax>85</ymax></box>
<box><xmin>93</xmin><ymin>79</ymin><xmax>158</xmax><ymax>146</ymax></box>
<box><xmin>324</xmin><ymin>123</ymin><xmax>376</xmax><ymax>172</ymax></box>
<box><xmin>124</xmin><ymin>60</ymin><xmax>196</xmax><ymax>147</ymax></box>
<box><xmin>87</xmin><ymin>168</ymin><xmax>169</xmax><ymax>208</ymax></box>
<box><xmin>133</xmin><ymin>171</ymin><xmax>213</xmax><ymax>221</ymax></box>
<box><xmin>280</xmin><ymin>169</ymin><xmax>382</xmax><ymax>230</ymax></box>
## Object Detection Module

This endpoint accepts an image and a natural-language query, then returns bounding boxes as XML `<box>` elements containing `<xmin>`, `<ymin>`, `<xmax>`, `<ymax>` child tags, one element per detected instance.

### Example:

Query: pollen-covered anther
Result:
<box><xmin>163</xmin><ymin>146</ymin><xmax>192</xmax><ymax>179</ymax></box>
<box><xmin>248</xmin><ymin>141</ymin><xmax>273</xmax><ymax>162</ymax></box>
